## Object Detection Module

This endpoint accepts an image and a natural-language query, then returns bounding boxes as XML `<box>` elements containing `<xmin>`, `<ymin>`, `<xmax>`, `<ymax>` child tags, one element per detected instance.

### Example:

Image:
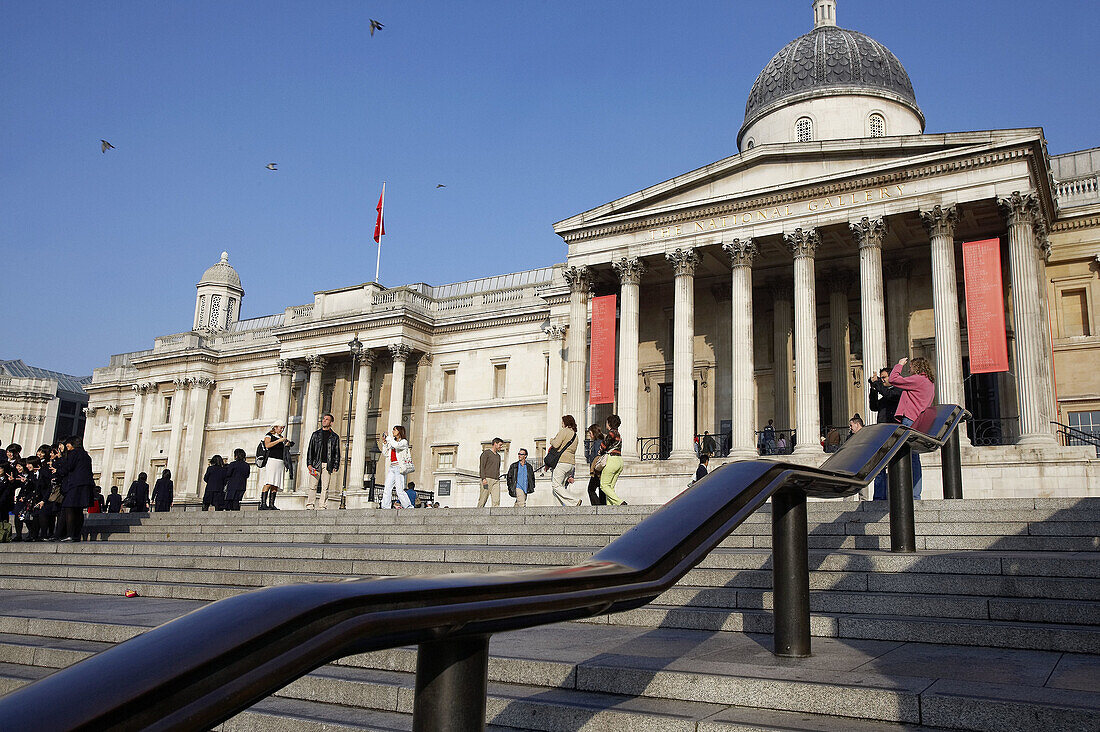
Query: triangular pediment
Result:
<box><xmin>553</xmin><ymin>129</ymin><xmax>1045</xmax><ymax>236</ymax></box>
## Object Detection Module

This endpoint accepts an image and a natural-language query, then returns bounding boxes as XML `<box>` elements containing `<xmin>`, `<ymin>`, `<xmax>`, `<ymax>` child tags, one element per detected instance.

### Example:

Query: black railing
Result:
<box><xmin>756</xmin><ymin>428</ymin><xmax>796</xmax><ymax>455</ymax></box>
<box><xmin>694</xmin><ymin>433</ymin><xmax>730</xmax><ymax>457</ymax></box>
<box><xmin>966</xmin><ymin>416</ymin><xmax>1019</xmax><ymax>446</ymax></box>
<box><xmin>0</xmin><ymin>405</ymin><xmax>968</xmax><ymax>732</ymax></box>
<box><xmin>639</xmin><ymin>435</ymin><xmax>671</xmax><ymax>461</ymax></box>
<box><xmin>1054</xmin><ymin>421</ymin><xmax>1100</xmax><ymax>457</ymax></box>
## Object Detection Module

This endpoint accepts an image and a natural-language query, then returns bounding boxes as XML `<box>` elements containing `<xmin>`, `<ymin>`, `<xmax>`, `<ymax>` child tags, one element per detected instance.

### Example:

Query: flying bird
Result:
<box><xmin>436</xmin><ymin>184</ymin><xmax>446</xmax><ymax>188</ymax></box>
<box><xmin>369</xmin><ymin>19</ymin><xmax>384</xmax><ymax>36</ymax></box>
<box><xmin>266</xmin><ymin>163</ymin><xmax>278</xmax><ymax>171</ymax></box>
<box><xmin>100</xmin><ymin>140</ymin><xmax>115</xmax><ymax>153</ymax></box>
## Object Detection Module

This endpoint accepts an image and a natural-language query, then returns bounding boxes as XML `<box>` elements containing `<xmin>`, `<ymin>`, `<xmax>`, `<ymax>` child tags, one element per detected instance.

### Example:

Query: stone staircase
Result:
<box><xmin>0</xmin><ymin>498</ymin><xmax>1097</xmax><ymax>730</ymax></box>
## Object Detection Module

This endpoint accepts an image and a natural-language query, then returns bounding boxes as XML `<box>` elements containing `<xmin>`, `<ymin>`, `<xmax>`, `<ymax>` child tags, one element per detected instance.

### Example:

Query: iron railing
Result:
<box><xmin>1054</xmin><ymin>421</ymin><xmax>1100</xmax><ymax>457</ymax></box>
<box><xmin>638</xmin><ymin>435</ymin><xmax>671</xmax><ymax>461</ymax></box>
<box><xmin>966</xmin><ymin>416</ymin><xmax>1020</xmax><ymax>446</ymax></box>
<box><xmin>0</xmin><ymin>405</ymin><xmax>968</xmax><ymax>732</ymax></box>
<box><xmin>756</xmin><ymin>428</ymin><xmax>796</xmax><ymax>455</ymax></box>
<box><xmin>694</xmin><ymin>432</ymin><xmax>730</xmax><ymax>457</ymax></box>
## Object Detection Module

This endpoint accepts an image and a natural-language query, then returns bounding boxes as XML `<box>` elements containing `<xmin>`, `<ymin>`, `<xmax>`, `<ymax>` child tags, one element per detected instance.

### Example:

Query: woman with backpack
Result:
<box><xmin>378</xmin><ymin>425</ymin><xmax>414</xmax><ymax>509</ymax></box>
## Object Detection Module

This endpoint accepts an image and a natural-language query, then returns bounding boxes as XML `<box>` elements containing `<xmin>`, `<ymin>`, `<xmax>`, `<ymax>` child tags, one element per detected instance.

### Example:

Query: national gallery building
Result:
<box><xmin>85</xmin><ymin>1</ymin><xmax>1099</xmax><ymax>505</ymax></box>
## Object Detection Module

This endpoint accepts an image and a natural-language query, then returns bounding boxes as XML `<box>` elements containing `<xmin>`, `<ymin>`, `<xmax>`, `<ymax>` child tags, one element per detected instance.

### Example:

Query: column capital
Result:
<box><xmin>882</xmin><ymin>259</ymin><xmax>911</xmax><ymax>281</ymax></box>
<box><xmin>277</xmin><ymin>358</ymin><xmax>296</xmax><ymax>375</ymax></box>
<box><xmin>131</xmin><ymin>381</ymin><xmax>153</xmax><ymax>394</ymax></box>
<box><xmin>783</xmin><ymin>227</ymin><xmax>820</xmax><ymax>259</ymax></box>
<box><xmin>543</xmin><ymin>323</ymin><xmax>568</xmax><ymax>341</ymax></box>
<box><xmin>389</xmin><ymin>343</ymin><xmax>412</xmax><ymax>363</ymax></box>
<box><xmin>416</xmin><ymin>352</ymin><xmax>433</xmax><ymax>367</ymax></box>
<box><xmin>849</xmin><ymin>216</ymin><xmax>887</xmax><ymax>249</ymax></box>
<box><xmin>83</xmin><ymin>406</ymin><xmax>97</xmax><ymax>417</ymax></box>
<box><xmin>666</xmin><ymin>247</ymin><xmax>700</xmax><ymax>276</ymax></box>
<box><xmin>722</xmin><ymin>238</ymin><xmax>759</xmax><ymax>269</ymax></box>
<box><xmin>189</xmin><ymin>376</ymin><xmax>216</xmax><ymax>390</ymax></box>
<box><xmin>997</xmin><ymin>190</ymin><xmax>1041</xmax><ymax>227</ymax></box>
<box><xmin>305</xmin><ymin>355</ymin><xmax>327</xmax><ymax>373</ymax></box>
<box><xmin>1034</xmin><ymin>220</ymin><xmax>1052</xmax><ymax>262</ymax></box>
<box><xmin>919</xmin><ymin>203</ymin><xmax>958</xmax><ymax>239</ymax></box>
<box><xmin>355</xmin><ymin>350</ymin><xmax>378</xmax><ymax>367</ymax></box>
<box><xmin>825</xmin><ymin>269</ymin><xmax>853</xmax><ymax>293</ymax></box>
<box><xmin>611</xmin><ymin>257</ymin><xmax>646</xmax><ymax>285</ymax></box>
<box><xmin>104</xmin><ymin>404</ymin><xmax>121</xmax><ymax>415</ymax></box>
<box><xmin>562</xmin><ymin>265</ymin><xmax>592</xmax><ymax>294</ymax></box>
<box><xmin>172</xmin><ymin>377</ymin><xmax>190</xmax><ymax>390</ymax></box>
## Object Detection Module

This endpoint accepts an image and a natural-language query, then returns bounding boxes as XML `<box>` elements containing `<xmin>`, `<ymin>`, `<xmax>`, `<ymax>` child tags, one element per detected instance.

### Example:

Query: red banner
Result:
<box><xmin>589</xmin><ymin>294</ymin><xmax>617</xmax><ymax>404</ymax></box>
<box><xmin>961</xmin><ymin>238</ymin><xmax>1010</xmax><ymax>373</ymax></box>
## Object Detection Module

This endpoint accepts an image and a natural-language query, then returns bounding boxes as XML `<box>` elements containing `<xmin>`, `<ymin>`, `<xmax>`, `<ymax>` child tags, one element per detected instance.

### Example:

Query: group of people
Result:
<box><xmin>0</xmin><ymin>436</ymin><xmax>96</xmax><ymax>543</ymax></box>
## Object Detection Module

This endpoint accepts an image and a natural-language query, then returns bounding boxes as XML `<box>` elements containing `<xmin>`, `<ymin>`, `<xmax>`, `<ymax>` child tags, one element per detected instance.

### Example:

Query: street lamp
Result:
<box><xmin>342</xmin><ymin>335</ymin><xmax>363</xmax><ymax>506</ymax></box>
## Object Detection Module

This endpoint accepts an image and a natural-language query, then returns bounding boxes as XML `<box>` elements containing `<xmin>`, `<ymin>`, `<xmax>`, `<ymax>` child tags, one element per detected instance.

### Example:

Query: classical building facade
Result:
<box><xmin>1</xmin><ymin>360</ymin><xmax>89</xmax><ymax>450</ymax></box>
<box><xmin>85</xmin><ymin>1</ymin><xmax>1099</xmax><ymax>505</ymax></box>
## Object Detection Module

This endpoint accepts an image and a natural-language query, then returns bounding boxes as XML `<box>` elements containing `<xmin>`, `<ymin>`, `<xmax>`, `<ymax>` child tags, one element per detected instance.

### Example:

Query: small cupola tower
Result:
<box><xmin>193</xmin><ymin>251</ymin><xmax>244</xmax><ymax>332</ymax></box>
<box><xmin>813</xmin><ymin>0</ymin><xmax>837</xmax><ymax>28</ymax></box>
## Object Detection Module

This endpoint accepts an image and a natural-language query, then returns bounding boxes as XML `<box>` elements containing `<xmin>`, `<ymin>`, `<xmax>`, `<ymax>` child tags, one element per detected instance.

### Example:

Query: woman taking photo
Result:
<box><xmin>151</xmin><ymin>469</ymin><xmax>173</xmax><ymax>513</ymax></box>
<box><xmin>548</xmin><ymin>415</ymin><xmax>579</xmax><ymax>506</ymax></box>
<box><xmin>124</xmin><ymin>472</ymin><xmax>150</xmax><ymax>513</ymax></box>
<box><xmin>378</xmin><ymin>425</ymin><xmax>414</xmax><ymax>509</ymax></box>
<box><xmin>597</xmin><ymin>414</ymin><xmax>626</xmax><ymax>506</ymax></box>
<box><xmin>889</xmin><ymin>356</ymin><xmax>935</xmax><ymax>499</ymax></box>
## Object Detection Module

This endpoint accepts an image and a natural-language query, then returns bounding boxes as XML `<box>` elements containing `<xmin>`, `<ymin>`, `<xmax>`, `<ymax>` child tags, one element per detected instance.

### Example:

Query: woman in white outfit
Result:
<box><xmin>379</xmin><ymin>425</ymin><xmax>414</xmax><ymax>509</ymax></box>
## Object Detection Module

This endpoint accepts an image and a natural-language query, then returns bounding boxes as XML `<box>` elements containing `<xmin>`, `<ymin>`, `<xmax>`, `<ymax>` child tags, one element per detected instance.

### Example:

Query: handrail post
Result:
<box><xmin>771</xmin><ymin>487</ymin><xmax>810</xmax><ymax>657</ymax></box>
<box><xmin>888</xmin><ymin>445</ymin><xmax>916</xmax><ymax>552</ymax></box>
<box><xmin>413</xmin><ymin>634</ymin><xmax>490</xmax><ymax>732</ymax></box>
<box><xmin>941</xmin><ymin>428</ymin><xmax>963</xmax><ymax>499</ymax></box>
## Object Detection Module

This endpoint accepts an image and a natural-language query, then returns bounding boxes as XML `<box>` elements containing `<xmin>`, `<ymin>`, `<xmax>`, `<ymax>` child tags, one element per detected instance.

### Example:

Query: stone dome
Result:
<box><xmin>199</xmin><ymin>251</ymin><xmax>242</xmax><ymax>290</ymax></box>
<box><xmin>738</xmin><ymin>2</ymin><xmax>923</xmax><ymax>147</ymax></box>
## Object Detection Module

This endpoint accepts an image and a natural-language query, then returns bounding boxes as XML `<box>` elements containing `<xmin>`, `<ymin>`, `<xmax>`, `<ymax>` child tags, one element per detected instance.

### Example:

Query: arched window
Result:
<box><xmin>869</xmin><ymin>113</ymin><xmax>886</xmax><ymax>138</ymax></box>
<box><xmin>796</xmin><ymin>117</ymin><xmax>813</xmax><ymax>142</ymax></box>
<box><xmin>745</xmin><ymin>138</ymin><xmax>755</xmax><ymax>150</ymax></box>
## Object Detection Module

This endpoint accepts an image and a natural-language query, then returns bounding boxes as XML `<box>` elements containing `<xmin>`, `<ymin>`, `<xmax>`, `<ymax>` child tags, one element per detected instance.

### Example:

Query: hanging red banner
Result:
<box><xmin>589</xmin><ymin>294</ymin><xmax>617</xmax><ymax>404</ymax></box>
<box><xmin>961</xmin><ymin>238</ymin><xmax>1010</xmax><ymax>373</ymax></box>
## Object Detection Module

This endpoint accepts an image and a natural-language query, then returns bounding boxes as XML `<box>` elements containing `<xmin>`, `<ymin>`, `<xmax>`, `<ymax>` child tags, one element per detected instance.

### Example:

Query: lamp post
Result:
<box><xmin>342</xmin><ymin>335</ymin><xmax>362</xmax><ymax>506</ymax></box>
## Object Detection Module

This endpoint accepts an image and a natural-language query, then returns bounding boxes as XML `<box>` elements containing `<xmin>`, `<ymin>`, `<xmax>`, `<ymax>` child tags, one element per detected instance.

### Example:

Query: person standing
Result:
<box><xmin>477</xmin><ymin>438</ymin><xmax>504</xmax><ymax>508</ymax></box>
<box><xmin>379</xmin><ymin>425</ymin><xmax>414</xmax><ymax>510</ymax></box>
<box><xmin>305</xmin><ymin>414</ymin><xmax>340</xmax><ymax>510</ymax></box>
<box><xmin>124</xmin><ymin>472</ymin><xmax>150</xmax><ymax>513</ymax></box>
<box><xmin>702</xmin><ymin>431</ymin><xmax>717</xmax><ymax>456</ymax></box>
<box><xmin>761</xmin><ymin>420</ymin><xmax>776</xmax><ymax>455</ymax></box>
<box><xmin>890</xmin><ymin>356</ymin><xmax>935</xmax><ymax>499</ymax></box>
<box><xmin>56</xmin><ymin>436</ymin><xmax>94</xmax><ymax>542</ymax></box>
<box><xmin>581</xmin><ymin>424</ymin><xmax>605</xmax><ymax>506</ymax></box>
<box><xmin>259</xmin><ymin>424</ymin><xmax>291</xmax><ymax>511</ymax></box>
<box><xmin>151</xmin><ymin>469</ymin><xmax>174</xmax><ymax>513</ymax></box>
<box><xmin>548</xmin><ymin>416</ymin><xmax>580</xmax><ymax>506</ymax></box>
<box><xmin>0</xmin><ymin>464</ymin><xmax>15</xmax><ymax>543</ymax></box>
<box><xmin>695</xmin><ymin>454</ymin><xmax>710</xmax><ymax>483</ymax></box>
<box><xmin>597</xmin><ymin>415</ymin><xmax>626</xmax><ymax>506</ymax></box>
<box><xmin>869</xmin><ymin>368</ymin><xmax>902</xmax><ymax>425</ymax></box>
<box><xmin>104</xmin><ymin>486</ymin><xmax>122</xmax><ymax>514</ymax></box>
<box><xmin>201</xmin><ymin>455</ymin><xmax>227</xmax><ymax>511</ymax></box>
<box><xmin>223</xmin><ymin>449</ymin><xmax>250</xmax><ymax>511</ymax></box>
<box><xmin>506</xmin><ymin>448</ymin><xmax>535</xmax><ymax>507</ymax></box>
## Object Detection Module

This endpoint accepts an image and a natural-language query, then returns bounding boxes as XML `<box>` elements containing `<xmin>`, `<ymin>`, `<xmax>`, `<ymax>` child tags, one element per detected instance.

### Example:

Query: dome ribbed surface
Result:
<box><xmin>744</xmin><ymin>26</ymin><xmax>917</xmax><ymax>123</ymax></box>
<box><xmin>199</xmin><ymin>254</ymin><xmax>242</xmax><ymax>289</ymax></box>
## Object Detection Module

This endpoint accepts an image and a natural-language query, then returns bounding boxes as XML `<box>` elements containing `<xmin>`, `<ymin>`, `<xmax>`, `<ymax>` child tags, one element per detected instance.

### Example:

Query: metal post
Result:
<box><xmin>413</xmin><ymin>634</ymin><xmax>490</xmax><ymax>732</ymax></box>
<box><xmin>941</xmin><ymin>429</ymin><xmax>963</xmax><ymax>499</ymax></box>
<box><xmin>771</xmin><ymin>488</ymin><xmax>810</xmax><ymax>658</ymax></box>
<box><xmin>888</xmin><ymin>445</ymin><xmax>916</xmax><ymax>552</ymax></box>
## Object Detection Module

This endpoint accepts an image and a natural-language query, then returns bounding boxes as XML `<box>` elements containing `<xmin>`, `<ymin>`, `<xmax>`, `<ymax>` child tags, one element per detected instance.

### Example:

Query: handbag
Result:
<box><xmin>591</xmin><ymin>454</ymin><xmax>608</xmax><ymax>475</ymax></box>
<box><xmin>49</xmin><ymin>485</ymin><xmax>63</xmax><ymax>504</ymax></box>
<box><xmin>397</xmin><ymin>447</ymin><xmax>415</xmax><ymax>476</ymax></box>
<box><xmin>543</xmin><ymin>432</ymin><xmax>576</xmax><ymax>470</ymax></box>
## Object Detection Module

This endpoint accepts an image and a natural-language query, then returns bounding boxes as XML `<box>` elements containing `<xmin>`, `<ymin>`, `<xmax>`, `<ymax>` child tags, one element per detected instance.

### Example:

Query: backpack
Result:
<box><xmin>256</xmin><ymin>439</ymin><xmax>269</xmax><ymax>468</ymax></box>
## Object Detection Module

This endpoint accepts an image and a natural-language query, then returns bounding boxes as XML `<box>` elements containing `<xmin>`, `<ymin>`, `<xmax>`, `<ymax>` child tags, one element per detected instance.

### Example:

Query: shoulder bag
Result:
<box><xmin>543</xmin><ymin>431</ymin><xmax>576</xmax><ymax>470</ymax></box>
<box><xmin>397</xmin><ymin>446</ymin><xmax>415</xmax><ymax>476</ymax></box>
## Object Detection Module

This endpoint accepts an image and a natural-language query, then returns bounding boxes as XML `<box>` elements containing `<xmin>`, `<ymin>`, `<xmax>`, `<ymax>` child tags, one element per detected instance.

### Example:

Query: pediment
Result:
<box><xmin>553</xmin><ymin>129</ymin><xmax>1046</xmax><ymax>237</ymax></box>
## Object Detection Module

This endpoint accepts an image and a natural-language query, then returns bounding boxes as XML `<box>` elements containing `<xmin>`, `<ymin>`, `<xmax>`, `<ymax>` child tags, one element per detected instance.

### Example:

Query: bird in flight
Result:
<box><xmin>100</xmin><ymin>140</ymin><xmax>115</xmax><ymax>153</ymax></box>
<box><xmin>369</xmin><ymin>19</ymin><xmax>384</xmax><ymax>36</ymax></box>
<box><xmin>436</xmin><ymin>184</ymin><xmax>446</xmax><ymax>188</ymax></box>
<box><xmin>266</xmin><ymin>163</ymin><xmax>278</xmax><ymax>171</ymax></box>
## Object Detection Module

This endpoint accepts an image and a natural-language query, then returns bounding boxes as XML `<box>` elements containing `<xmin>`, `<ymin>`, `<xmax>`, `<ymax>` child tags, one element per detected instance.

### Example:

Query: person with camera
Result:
<box><xmin>258</xmin><ymin>424</ymin><xmax>292</xmax><ymax>510</ymax></box>
<box><xmin>306</xmin><ymin>414</ymin><xmax>340</xmax><ymax>510</ymax></box>
<box><xmin>378</xmin><ymin>425</ymin><xmax>414</xmax><ymax>509</ymax></box>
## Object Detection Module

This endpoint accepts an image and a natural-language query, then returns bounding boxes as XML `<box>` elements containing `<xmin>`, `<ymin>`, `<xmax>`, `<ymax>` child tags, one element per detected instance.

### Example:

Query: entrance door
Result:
<box><xmin>658</xmin><ymin>382</ymin><xmax>698</xmax><ymax>459</ymax></box>
<box><xmin>963</xmin><ymin>357</ymin><xmax>1004</xmax><ymax>444</ymax></box>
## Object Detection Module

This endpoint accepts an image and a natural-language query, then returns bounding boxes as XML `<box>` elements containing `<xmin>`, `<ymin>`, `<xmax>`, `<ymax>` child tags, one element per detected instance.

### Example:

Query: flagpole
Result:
<box><xmin>374</xmin><ymin>182</ymin><xmax>385</xmax><ymax>283</ymax></box>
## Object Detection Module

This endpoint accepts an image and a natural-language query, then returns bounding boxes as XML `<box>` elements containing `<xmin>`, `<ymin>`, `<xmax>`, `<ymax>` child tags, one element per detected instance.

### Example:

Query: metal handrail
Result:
<box><xmin>1053</xmin><ymin>420</ymin><xmax>1100</xmax><ymax>456</ymax></box>
<box><xmin>0</xmin><ymin>405</ymin><xmax>968</xmax><ymax>732</ymax></box>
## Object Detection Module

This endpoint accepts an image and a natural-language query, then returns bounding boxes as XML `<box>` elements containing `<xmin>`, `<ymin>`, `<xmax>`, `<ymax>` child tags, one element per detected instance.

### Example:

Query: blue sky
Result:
<box><xmin>3</xmin><ymin>0</ymin><xmax>1098</xmax><ymax>376</ymax></box>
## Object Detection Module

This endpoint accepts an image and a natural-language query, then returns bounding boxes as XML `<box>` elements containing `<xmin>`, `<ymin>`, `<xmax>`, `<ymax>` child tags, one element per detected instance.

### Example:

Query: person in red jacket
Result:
<box><xmin>889</xmin><ymin>356</ymin><xmax>936</xmax><ymax>499</ymax></box>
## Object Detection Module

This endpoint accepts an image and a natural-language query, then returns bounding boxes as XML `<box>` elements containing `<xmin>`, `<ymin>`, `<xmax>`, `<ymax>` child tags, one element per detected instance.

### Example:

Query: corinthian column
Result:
<box><xmin>784</xmin><ymin>227</ymin><xmax>823</xmax><ymax>455</ymax></box>
<box><xmin>613</xmin><ymin>257</ymin><xmax>645</xmax><ymax>460</ymax></box>
<box><xmin>185</xmin><ymin>377</ymin><xmax>215</xmax><ymax>496</ymax></box>
<box><xmin>387</xmin><ymin>344</ymin><xmax>412</xmax><ymax>430</ymax></box>
<box><xmin>999</xmin><ymin>192</ymin><xmax>1057</xmax><ymax>445</ymax></box>
<box><xmin>563</xmin><ymin>266</ymin><xmax>592</xmax><ymax>424</ymax></box>
<box><xmin>920</xmin><ymin>204</ymin><xmax>965</xmax><ymax>409</ymax></box>
<box><xmin>543</xmin><ymin>324</ymin><xmax>568</xmax><ymax>439</ymax></box>
<box><xmin>349</xmin><ymin>350</ymin><xmax>377</xmax><ymax>490</ymax></box>
<box><xmin>667</xmin><ymin>247</ymin><xmax>700</xmax><ymax>460</ymax></box>
<box><xmin>124</xmin><ymin>383</ymin><xmax>150</xmax><ymax>487</ymax></box>
<box><xmin>99</xmin><ymin>405</ymin><xmax>122</xmax><ymax>483</ymax></box>
<box><xmin>166</xmin><ymin>378</ymin><xmax>189</xmax><ymax>483</ymax></box>
<box><xmin>850</xmin><ymin>217</ymin><xmax>888</xmax><ymax>421</ymax></box>
<box><xmin>298</xmin><ymin>355</ymin><xmax>326</xmax><ymax>491</ymax></box>
<box><xmin>723</xmin><ymin>238</ymin><xmax>759</xmax><ymax>459</ymax></box>
<box><xmin>772</xmin><ymin>283</ymin><xmax>793</xmax><ymax>431</ymax></box>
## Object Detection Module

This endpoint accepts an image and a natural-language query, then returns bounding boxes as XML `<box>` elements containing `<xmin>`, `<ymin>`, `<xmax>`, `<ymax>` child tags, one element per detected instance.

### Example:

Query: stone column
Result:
<box><xmin>543</xmin><ymin>324</ymin><xmax>568</xmax><ymax>439</ymax></box>
<box><xmin>134</xmin><ymin>384</ymin><xmax>158</xmax><ymax>484</ymax></box>
<box><xmin>883</xmin><ymin>260</ymin><xmax>911</xmax><ymax>367</ymax></box>
<box><xmin>827</xmin><ymin>271</ymin><xmax>852</xmax><ymax>425</ymax></box>
<box><xmin>919</xmin><ymin>204</ymin><xmax>966</xmax><ymax>409</ymax></box>
<box><xmin>166</xmin><ymin>378</ymin><xmax>189</xmax><ymax>483</ymax></box>
<box><xmin>784</xmin><ymin>227</ymin><xmax>823</xmax><ymax>455</ymax></box>
<box><xmin>298</xmin><ymin>355</ymin><xmax>326</xmax><ymax>491</ymax></box>
<box><xmin>722</xmin><ymin>239</ymin><xmax>759</xmax><ymax>459</ymax></box>
<box><xmin>666</xmin><ymin>247</ymin><xmax>700</xmax><ymax>460</ymax></box>
<box><xmin>999</xmin><ymin>192</ymin><xmax>1057</xmax><ymax>444</ymax></box>
<box><xmin>348</xmin><ymin>350</ymin><xmax>377</xmax><ymax>490</ymax></box>
<box><xmin>272</xmin><ymin>359</ymin><xmax>295</xmax><ymax>427</ymax></box>
<box><xmin>123</xmin><ymin>383</ymin><xmax>150</xmax><ymax>487</ymax></box>
<box><xmin>851</xmin><ymin>217</ymin><xmax>889</xmax><ymax>421</ymax></box>
<box><xmin>185</xmin><ymin>377</ymin><xmax>215</xmax><ymax>496</ymax></box>
<box><xmin>99</xmin><ymin>405</ymin><xmax>122</xmax><ymax>482</ymax></box>
<box><xmin>387</xmin><ymin>344</ymin><xmax>412</xmax><ymax>429</ymax></box>
<box><xmin>613</xmin><ymin>257</ymin><xmax>645</xmax><ymax>460</ymax></box>
<box><xmin>1034</xmin><ymin>225</ymin><xmax>1056</xmax><ymax>423</ymax></box>
<box><xmin>563</xmin><ymin>266</ymin><xmax>592</xmax><ymax>425</ymax></box>
<box><xmin>772</xmin><ymin>283</ymin><xmax>793</xmax><ymax>431</ymax></box>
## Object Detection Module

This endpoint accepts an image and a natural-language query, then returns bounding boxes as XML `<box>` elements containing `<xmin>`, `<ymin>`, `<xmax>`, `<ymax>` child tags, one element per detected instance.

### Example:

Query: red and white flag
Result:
<box><xmin>373</xmin><ymin>183</ymin><xmax>386</xmax><ymax>243</ymax></box>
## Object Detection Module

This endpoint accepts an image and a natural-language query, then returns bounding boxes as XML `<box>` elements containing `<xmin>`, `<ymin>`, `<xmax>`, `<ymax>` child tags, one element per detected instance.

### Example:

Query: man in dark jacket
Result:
<box><xmin>105</xmin><ymin>486</ymin><xmax>123</xmax><ymax>513</ymax></box>
<box><xmin>869</xmin><ymin>368</ymin><xmax>902</xmax><ymax>425</ymax></box>
<box><xmin>305</xmin><ymin>413</ymin><xmax>340</xmax><ymax>510</ymax></box>
<box><xmin>223</xmin><ymin>449</ymin><xmax>250</xmax><ymax>511</ymax></box>
<box><xmin>56</xmin><ymin>436</ymin><xmax>94</xmax><ymax>542</ymax></box>
<box><xmin>505</xmin><ymin>448</ymin><xmax>535</xmax><ymax>507</ymax></box>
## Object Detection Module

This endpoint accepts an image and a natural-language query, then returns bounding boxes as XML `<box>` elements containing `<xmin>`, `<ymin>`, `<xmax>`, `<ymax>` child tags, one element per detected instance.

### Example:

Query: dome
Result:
<box><xmin>738</xmin><ymin>2</ymin><xmax>922</xmax><ymax>147</ymax></box>
<box><xmin>199</xmin><ymin>251</ymin><xmax>242</xmax><ymax>290</ymax></box>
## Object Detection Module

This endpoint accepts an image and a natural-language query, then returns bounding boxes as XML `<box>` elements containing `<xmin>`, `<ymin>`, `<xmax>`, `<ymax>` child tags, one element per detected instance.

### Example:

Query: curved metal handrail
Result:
<box><xmin>0</xmin><ymin>405</ymin><xmax>967</xmax><ymax>732</ymax></box>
